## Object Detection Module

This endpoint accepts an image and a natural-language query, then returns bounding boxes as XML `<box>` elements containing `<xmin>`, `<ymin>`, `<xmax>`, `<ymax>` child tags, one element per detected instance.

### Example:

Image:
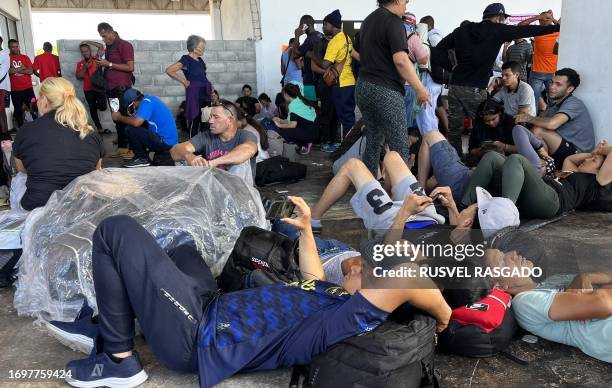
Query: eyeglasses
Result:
<box><xmin>212</xmin><ymin>100</ymin><xmax>235</xmax><ymax>117</ymax></box>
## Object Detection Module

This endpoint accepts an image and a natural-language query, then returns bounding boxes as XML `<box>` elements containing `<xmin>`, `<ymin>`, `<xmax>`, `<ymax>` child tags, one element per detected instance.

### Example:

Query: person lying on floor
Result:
<box><xmin>461</xmin><ymin>141</ymin><xmax>612</xmax><ymax>219</ymax></box>
<box><xmin>170</xmin><ymin>99</ymin><xmax>257</xmax><ymax>183</ymax></box>
<box><xmin>485</xmin><ymin>249</ymin><xmax>612</xmax><ymax>363</ymax></box>
<box><xmin>310</xmin><ymin>151</ymin><xmax>519</xmax><ymax>240</ymax></box>
<box><xmin>47</xmin><ymin>200</ymin><xmax>453</xmax><ymax>388</ymax></box>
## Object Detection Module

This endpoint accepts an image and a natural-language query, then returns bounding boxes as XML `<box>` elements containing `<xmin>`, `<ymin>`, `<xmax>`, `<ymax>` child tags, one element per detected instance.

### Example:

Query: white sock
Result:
<box><xmin>311</xmin><ymin>219</ymin><xmax>322</xmax><ymax>227</ymax></box>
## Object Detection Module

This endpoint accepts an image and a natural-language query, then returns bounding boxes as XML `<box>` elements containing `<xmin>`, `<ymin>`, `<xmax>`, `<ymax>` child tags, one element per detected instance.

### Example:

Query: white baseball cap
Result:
<box><xmin>476</xmin><ymin>187</ymin><xmax>520</xmax><ymax>238</ymax></box>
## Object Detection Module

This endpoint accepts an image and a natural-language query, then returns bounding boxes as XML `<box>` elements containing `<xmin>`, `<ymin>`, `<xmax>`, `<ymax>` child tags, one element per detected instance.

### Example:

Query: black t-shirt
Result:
<box><xmin>355</xmin><ymin>7</ymin><xmax>408</xmax><ymax>94</ymax></box>
<box><xmin>437</xmin><ymin>21</ymin><xmax>560</xmax><ymax>89</ymax></box>
<box><xmin>468</xmin><ymin>113</ymin><xmax>515</xmax><ymax>152</ymax></box>
<box><xmin>236</xmin><ymin>96</ymin><xmax>259</xmax><ymax>117</ymax></box>
<box><xmin>546</xmin><ymin>173</ymin><xmax>602</xmax><ymax>214</ymax></box>
<box><xmin>13</xmin><ymin>112</ymin><xmax>104</xmax><ymax>211</ymax></box>
<box><xmin>296</xmin><ymin>31</ymin><xmax>324</xmax><ymax>86</ymax></box>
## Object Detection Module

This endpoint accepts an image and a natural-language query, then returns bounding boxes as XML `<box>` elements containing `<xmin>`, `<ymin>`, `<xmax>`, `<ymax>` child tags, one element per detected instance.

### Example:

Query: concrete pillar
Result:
<box><xmin>17</xmin><ymin>0</ymin><xmax>35</xmax><ymax>60</ymax></box>
<box><xmin>559</xmin><ymin>0</ymin><xmax>610</xmax><ymax>141</ymax></box>
<box><xmin>209</xmin><ymin>0</ymin><xmax>223</xmax><ymax>40</ymax></box>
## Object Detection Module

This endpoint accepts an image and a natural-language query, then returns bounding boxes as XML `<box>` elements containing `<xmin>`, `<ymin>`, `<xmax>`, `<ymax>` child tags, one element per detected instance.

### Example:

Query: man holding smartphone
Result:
<box><xmin>292</xmin><ymin>15</ymin><xmax>324</xmax><ymax>102</ymax></box>
<box><xmin>96</xmin><ymin>22</ymin><xmax>135</xmax><ymax>159</ymax></box>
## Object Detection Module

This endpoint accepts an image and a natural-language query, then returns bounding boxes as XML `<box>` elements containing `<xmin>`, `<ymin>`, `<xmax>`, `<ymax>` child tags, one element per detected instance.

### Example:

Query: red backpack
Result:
<box><xmin>439</xmin><ymin>289</ymin><xmax>519</xmax><ymax>358</ymax></box>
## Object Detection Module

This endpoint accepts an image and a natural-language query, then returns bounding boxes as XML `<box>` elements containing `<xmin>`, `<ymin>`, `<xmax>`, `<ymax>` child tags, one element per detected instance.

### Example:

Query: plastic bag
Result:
<box><xmin>14</xmin><ymin>167</ymin><xmax>267</xmax><ymax>321</ymax></box>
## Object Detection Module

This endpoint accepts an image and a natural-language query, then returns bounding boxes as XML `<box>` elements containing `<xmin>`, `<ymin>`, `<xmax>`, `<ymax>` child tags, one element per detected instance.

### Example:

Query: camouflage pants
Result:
<box><xmin>447</xmin><ymin>85</ymin><xmax>487</xmax><ymax>156</ymax></box>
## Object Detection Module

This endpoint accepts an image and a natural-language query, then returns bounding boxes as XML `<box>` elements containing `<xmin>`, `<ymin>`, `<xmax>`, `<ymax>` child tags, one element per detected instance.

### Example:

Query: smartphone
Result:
<box><xmin>302</xmin><ymin>24</ymin><xmax>308</xmax><ymax>32</ymax></box>
<box><xmin>265</xmin><ymin>196</ymin><xmax>295</xmax><ymax>221</ymax></box>
<box><xmin>109</xmin><ymin>98</ymin><xmax>120</xmax><ymax>113</ymax></box>
<box><xmin>431</xmin><ymin>193</ymin><xmax>444</xmax><ymax>205</ymax></box>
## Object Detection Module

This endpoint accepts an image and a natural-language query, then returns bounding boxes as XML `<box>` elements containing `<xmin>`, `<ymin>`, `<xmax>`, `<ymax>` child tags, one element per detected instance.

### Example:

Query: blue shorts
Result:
<box><xmin>430</xmin><ymin>140</ymin><xmax>472</xmax><ymax>203</ymax></box>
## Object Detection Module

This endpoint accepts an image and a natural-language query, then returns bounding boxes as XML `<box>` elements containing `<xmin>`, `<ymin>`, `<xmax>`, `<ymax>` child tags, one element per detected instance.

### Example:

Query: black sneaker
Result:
<box><xmin>46</xmin><ymin>302</ymin><xmax>98</xmax><ymax>354</ymax></box>
<box><xmin>65</xmin><ymin>351</ymin><xmax>148</xmax><ymax>388</ymax></box>
<box><xmin>311</xmin><ymin>223</ymin><xmax>322</xmax><ymax>235</ymax></box>
<box><xmin>123</xmin><ymin>158</ymin><xmax>150</xmax><ymax>168</ymax></box>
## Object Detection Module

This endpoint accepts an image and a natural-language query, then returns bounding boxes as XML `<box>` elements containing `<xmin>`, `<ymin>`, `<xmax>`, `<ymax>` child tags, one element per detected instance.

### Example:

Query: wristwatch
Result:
<box><xmin>109</xmin><ymin>62</ymin><xmax>113</xmax><ymax>68</ymax></box>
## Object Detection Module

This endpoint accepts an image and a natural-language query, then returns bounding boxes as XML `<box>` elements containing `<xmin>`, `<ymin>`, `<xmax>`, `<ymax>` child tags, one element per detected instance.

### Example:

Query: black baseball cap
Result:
<box><xmin>483</xmin><ymin>3</ymin><xmax>510</xmax><ymax>18</ymax></box>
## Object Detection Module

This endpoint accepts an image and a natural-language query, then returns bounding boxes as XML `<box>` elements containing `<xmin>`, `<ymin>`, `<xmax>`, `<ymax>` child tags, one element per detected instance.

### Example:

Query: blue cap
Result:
<box><xmin>483</xmin><ymin>3</ymin><xmax>510</xmax><ymax>18</ymax></box>
<box><xmin>122</xmin><ymin>88</ymin><xmax>141</xmax><ymax>105</ymax></box>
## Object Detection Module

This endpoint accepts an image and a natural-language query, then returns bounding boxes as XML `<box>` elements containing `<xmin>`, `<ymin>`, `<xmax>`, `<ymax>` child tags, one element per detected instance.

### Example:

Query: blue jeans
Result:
<box><xmin>271</xmin><ymin>221</ymin><xmax>352</xmax><ymax>258</ymax></box>
<box><xmin>529</xmin><ymin>71</ymin><xmax>554</xmax><ymax>114</ymax></box>
<box><xmin>404</xmin><ymin>84</ymin><xmax>416</xmax><ymax>127</ymax></box>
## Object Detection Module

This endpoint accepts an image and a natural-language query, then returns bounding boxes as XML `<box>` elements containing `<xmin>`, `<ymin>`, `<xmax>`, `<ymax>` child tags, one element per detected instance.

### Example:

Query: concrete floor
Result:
<box><xmin>1</xmin><ymin>138</ymin><xmax>611</xmax><ymax>387</ymax></box>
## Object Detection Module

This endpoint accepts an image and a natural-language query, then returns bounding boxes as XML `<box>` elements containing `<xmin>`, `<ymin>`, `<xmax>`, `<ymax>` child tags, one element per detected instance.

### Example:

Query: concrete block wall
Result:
<box><xmin>56</xmin><ymin>39</ymin><xmax>257</xmax><ymax>129</ymax></box>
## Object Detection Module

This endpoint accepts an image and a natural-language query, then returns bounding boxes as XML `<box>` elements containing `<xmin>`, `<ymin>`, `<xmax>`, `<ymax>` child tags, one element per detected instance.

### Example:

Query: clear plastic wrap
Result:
<box><xmin>14</xmin><ymin>167</ymin><xmax>268</xmax><ymax>321</ymax></box>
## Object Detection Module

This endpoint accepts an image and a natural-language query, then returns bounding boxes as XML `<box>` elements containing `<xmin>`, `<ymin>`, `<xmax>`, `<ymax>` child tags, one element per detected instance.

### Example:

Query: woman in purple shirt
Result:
<box><xmin>166</xmin><ymin>35</ymin><xmax>213</xmax><ymax>137</ymax></box>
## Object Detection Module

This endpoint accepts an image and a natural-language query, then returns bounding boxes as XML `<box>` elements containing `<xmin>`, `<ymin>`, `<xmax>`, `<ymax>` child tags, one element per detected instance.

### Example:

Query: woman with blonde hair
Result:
<box><xmin>13</xmin><ymin>77</ymin><xmax>104</xmax><ymax>210</ymax></box>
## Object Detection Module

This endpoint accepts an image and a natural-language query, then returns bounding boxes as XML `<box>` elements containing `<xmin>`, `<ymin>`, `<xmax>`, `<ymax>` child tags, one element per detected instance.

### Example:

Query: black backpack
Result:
<box><xmin>438</xmin><ymin>290</ymin><xmax>519</xmax><ymax>359</ymax></box>
<box><xmin>330</xmin><ymin>119</ymin><xmax>365</xmax><ymax>163</ymax></box>
<box><xmin>90</xmin><ymin>68</ymin><xmax>106</xmax><ymax>92</ymax></box>
<box><xmin>293</xmin><ymin>308</ymin><xmax>439</xmax><ymax>388</ymax></box>
<box><xmin>217</xmin><ymin>226</ymin><xmax>301</xmax><ymax>292</ymax></box>
<box><xmin>429</xmin><ymin>45</ymin><xmax>456</xmax><ymax>85</ymax></box>
<box><xmin>255</xmin><ymin>156</ymin><xmax>307</xmax><ymax>186</ymax></box>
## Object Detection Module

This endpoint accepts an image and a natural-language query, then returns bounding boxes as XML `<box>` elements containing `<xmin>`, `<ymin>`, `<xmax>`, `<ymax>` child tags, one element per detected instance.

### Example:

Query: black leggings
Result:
<box><xmin>92</xmin><ymin>215</ymin><xmax>216</xmax><ymax>372</ymax></box>
<box><xmin>274</xmin><ymin>123</ymin><xmax>318</xmax><ymax>147</ymax></box>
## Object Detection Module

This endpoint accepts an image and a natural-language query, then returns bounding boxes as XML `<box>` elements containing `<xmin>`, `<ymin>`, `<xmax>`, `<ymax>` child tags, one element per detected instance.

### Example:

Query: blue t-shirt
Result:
<box><xmin>281</xmin><ymin>49</ymin><xmax>303</xmax><ymax>85</ymax></box>
<box><xmin>135</xmin><ymin>95</ymin><xmax>178</xmax><ymax>146</ymax></box>
<box><xmin>196</xmin><ymin>280</ymin><xmax>388</xmax><ymax>387</ymax></box>
<box><xmin>179</xmin><ymin>55</ymin><xmax>208</xmax><ymax>82</ymax></box>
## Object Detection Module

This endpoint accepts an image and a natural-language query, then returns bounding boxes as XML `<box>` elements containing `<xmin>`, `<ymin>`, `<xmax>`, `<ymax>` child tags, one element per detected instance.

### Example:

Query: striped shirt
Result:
<box><xmin>506</xmin><ymin>40</ymin><xmax>533</xmax><ymax>81</ymax></box>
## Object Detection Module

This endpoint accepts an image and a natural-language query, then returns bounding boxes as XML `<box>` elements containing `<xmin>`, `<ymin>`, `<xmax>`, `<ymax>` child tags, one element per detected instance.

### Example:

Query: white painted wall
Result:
<box><xmin>0</xmin><ymin>0</ymin><xmax>21</xmax><ymax>20</ymax></box>
<box><xmin>256</xmin><ymin>0</ymin><xmax>562</xmax><ymax>97</ymax></box>
<box><xmin>221</xmin><ymin>0</ymin><xmax>254</xmax><ymax>40</ymax></box>
<box><xmin>558</xmin><ymin>0</ymin><xmax>608</xmax><ymax>142</ymax></box>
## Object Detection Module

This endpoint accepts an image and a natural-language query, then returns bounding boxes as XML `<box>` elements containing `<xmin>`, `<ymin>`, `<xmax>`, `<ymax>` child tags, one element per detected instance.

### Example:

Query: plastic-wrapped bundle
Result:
<box><xmin>14</xmin><ymin>167</ymin><xmax>267</xmax><ymax>321</ymax></box>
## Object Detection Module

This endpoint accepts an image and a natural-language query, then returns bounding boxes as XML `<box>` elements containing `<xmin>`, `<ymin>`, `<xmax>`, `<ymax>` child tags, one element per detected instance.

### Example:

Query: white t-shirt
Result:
<box><xmin>0</xmin><ymin>48</ymin><xmax>11</xmax><ymax>91</ymax></box>
<box><xmin>243</xmin><ymin>125</ymin><xmax>270</xmax><ymax>163</ymax></box>
<box><xmin>321</xmin><ymin>250</ymin><xmax>361</xmax><ymax>286</ymax></box>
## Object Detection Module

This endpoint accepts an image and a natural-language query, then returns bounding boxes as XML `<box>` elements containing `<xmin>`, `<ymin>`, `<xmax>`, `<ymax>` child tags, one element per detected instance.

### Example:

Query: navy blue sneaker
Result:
<box><xmin>65</xmin><ymin>351</ymin><xmax>148</xmax><ymax>388</ymax></box>
<box><xmin>46</xmin><ymin>302</ymin><xmax>98</xmax><ymax>354</ymax></box>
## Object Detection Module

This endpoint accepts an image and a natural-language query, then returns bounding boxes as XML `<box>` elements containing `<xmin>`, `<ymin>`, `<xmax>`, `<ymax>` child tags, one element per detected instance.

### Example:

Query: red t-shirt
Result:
<box><xmin>105</xmin><ymin>37</ymin><xmax>134</xmax><ymax>91</ymax></box>
<box><xmin>76</xmin><ymin>55</ymin><xmax>98</xmax><ymax>92</ymax></box>
<box><xmin>9</xmin><ymin>54</ymin><xmax>34</xmax><ymax>92</ymax></box>
<box><xmin>33</xmin><ymin>52</ymin><xmax>61</xmax><ymax>82</ymax></box>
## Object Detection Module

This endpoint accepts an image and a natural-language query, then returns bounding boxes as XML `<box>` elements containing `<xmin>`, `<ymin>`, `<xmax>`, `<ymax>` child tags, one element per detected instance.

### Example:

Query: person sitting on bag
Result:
<box><xmin>46</xmin><ymin>196</ymin><xmax>455</xmax><ymax>388</ymax></box>
<box><xmin>110</xmin><ymin>88</ymin><xmax>179</xmax><ymax>168</ymax></box>
<box><xmin>171</xmin><ymin>99</ymin><xmax>258</xmax><ymax>183</ymax></box>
